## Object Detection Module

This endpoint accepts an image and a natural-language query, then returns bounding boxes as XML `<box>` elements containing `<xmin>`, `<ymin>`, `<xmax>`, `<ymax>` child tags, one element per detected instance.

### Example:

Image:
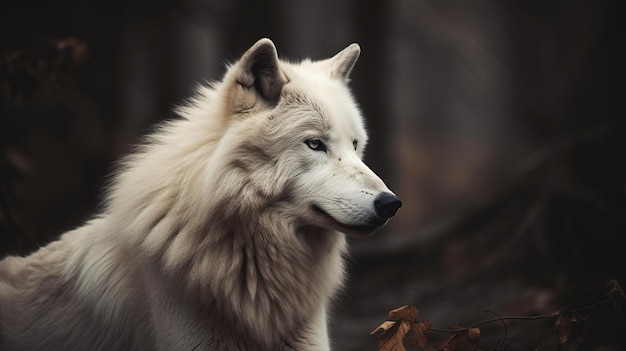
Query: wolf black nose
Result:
<box><xmin>374</xmin><ymin>192</ymin><xmax>402</xmax><ymax>220</ymax></box>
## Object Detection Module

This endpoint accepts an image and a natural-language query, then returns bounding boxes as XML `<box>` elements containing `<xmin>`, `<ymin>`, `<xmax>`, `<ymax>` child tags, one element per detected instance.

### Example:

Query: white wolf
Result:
<box><xmin>0</xmin><ymin>38</ymin><xmax>401</xmax><ymax>351</ymax></box>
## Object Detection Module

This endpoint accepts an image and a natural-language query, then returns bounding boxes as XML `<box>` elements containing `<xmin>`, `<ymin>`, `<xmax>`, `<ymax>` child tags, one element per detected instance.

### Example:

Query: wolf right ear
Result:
<box><xmin>229</xmin><ymin>38</ymin><xmax>288</xmax><ymax>112</ymax></box>
<box><xmin>328</xmin><ymin>43</ymin><xmax>361</xmax><ymax>81</ymax></box>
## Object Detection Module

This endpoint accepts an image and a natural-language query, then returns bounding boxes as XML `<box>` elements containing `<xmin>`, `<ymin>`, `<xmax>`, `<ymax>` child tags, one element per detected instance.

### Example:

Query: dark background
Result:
<box><xmin>1</xmin><ymin>0</ymin><xmax>625</xmax><ymax>349</ymax></box>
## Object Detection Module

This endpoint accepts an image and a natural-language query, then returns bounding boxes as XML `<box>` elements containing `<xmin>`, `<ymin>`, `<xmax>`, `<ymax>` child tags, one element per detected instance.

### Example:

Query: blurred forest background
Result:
<box><xmin>1</xmin><ymin>0</ymin><xmax>624</xmax><ymax>349</ymax></box>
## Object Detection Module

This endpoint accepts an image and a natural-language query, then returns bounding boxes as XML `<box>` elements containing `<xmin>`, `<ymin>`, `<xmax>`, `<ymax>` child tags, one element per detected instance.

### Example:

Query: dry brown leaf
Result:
<box><xmin>606</xmin><ymin>279</ymin><xmax>623</xmax><ymax>296</ymax></box>
<box><xmin>455</xmin><ymin>328</ymin><xmax>481</xmax><ymax>351</ymax></box>
<box><xmin>371</xmin><ymin>320</ymin><xmax>397</xmax><ymax>335</ymax></box>
<box><xmin>379</xmin><ymin>319</ymin><xmax>411</xmax><ymax>351</ymax></box>
<box><xmin>607</xmin><ymin>279</ymin><xmax>626</xmax><ymax>311</ymax></box>
<box><xmin>467</xmin><ymin>328</ymin><xmax>480</xmax><ymax>340</ymax></box>
<box><xmin>407</xmin><ymin>320</ymin><xmax>432</xmax><ymax>349</ymax></box>
<box><xmin>553</xmin><ymin>307</ymin><xmax>572</xmax><ymax>345</ymax></box>
<box><xmin>388</xmin><ymin>305</ymin><xmax>420</xmax><ymax>322</ymax></box>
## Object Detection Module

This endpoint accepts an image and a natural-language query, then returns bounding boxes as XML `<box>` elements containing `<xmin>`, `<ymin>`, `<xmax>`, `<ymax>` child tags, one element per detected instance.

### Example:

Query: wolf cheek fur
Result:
<box><xmin>0</xmin><ymin>38</ymin><xmax>401</xmax><ymax>350</ymax></box>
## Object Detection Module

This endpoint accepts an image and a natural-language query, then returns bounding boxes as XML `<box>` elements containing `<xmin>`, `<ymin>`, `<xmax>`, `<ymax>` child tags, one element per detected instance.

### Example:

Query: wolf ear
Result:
<box><xmin>328</xmin><ymin>43</ymin><xmax>361</xmax><ymax>81</ymax></box>
<box><xmin>230</xmin><ymin>38</ymin><xmax>288</xmax><ymax>112</ymax></box>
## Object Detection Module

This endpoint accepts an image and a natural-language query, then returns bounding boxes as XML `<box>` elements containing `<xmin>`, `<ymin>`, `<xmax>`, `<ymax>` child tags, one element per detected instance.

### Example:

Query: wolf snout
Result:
<box><xmin>374</xmin><ymin>192</ymin><xmax>402</xmax><ymax>220</ymax></box>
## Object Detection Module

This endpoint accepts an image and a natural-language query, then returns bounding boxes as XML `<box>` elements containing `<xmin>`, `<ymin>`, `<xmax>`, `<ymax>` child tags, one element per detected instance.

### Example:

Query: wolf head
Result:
<box><xmin>203</xmin><ymin>38</ymin><xmax>402</xmax><ymax>238</ymax></box>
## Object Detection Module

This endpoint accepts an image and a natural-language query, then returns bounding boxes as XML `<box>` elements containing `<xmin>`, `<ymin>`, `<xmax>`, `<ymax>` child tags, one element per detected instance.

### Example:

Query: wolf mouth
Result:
<box><xmin>312</xmin><ymin>204</ymin><xmax>385</xmax><ymax>235</ymax></box>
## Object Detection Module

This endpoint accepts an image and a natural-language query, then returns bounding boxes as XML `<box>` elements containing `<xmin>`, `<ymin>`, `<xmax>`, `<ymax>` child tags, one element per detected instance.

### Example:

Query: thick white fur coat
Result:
<box><xmin>0</xmin><ymin>38</ymin><xmax>400</xmax><ymax>350</ymax></box>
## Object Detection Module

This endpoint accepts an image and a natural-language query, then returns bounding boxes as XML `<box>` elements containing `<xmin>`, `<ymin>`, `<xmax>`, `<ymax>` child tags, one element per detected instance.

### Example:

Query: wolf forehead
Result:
<box><xmin>267</xmin><ymin>77</ymin><xmax>367</xmax><ymax>150</ymax></box>
<box><xmin>275</xmin><ymin>89</ymin><xmax>361</xmax><ymax>135</ymax></box>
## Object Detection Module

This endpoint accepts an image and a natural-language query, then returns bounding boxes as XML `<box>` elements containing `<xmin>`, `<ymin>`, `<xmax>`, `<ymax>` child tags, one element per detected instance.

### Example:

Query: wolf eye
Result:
<box><xmin>353</xmin><ymin>140</ymin><xmax>358</xmax><ymax>150</ymax></box>
<box><xmin>306</xmin><ymin>138</ymin><xmax>327</xmax><ymax>152</ymax></box>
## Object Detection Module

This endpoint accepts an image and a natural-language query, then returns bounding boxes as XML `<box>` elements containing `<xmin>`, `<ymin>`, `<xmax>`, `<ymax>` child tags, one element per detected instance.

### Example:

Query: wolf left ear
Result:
<box><xmin>328</xmin><ymin>43</ymin><xmax>361</xmax><ymax>81</ymax></box>
<box><xmin>231</xmin><ymin>38</ymin><xmax>288</xmax><ymax>111</ymax></box>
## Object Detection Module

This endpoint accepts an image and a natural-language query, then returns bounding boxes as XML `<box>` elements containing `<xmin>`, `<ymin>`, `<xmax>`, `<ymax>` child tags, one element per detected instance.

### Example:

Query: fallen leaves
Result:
<box><xmin>369</xmin><ymin>279</ymin><xmax>625</xmax><ymax>351</ymax></box>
